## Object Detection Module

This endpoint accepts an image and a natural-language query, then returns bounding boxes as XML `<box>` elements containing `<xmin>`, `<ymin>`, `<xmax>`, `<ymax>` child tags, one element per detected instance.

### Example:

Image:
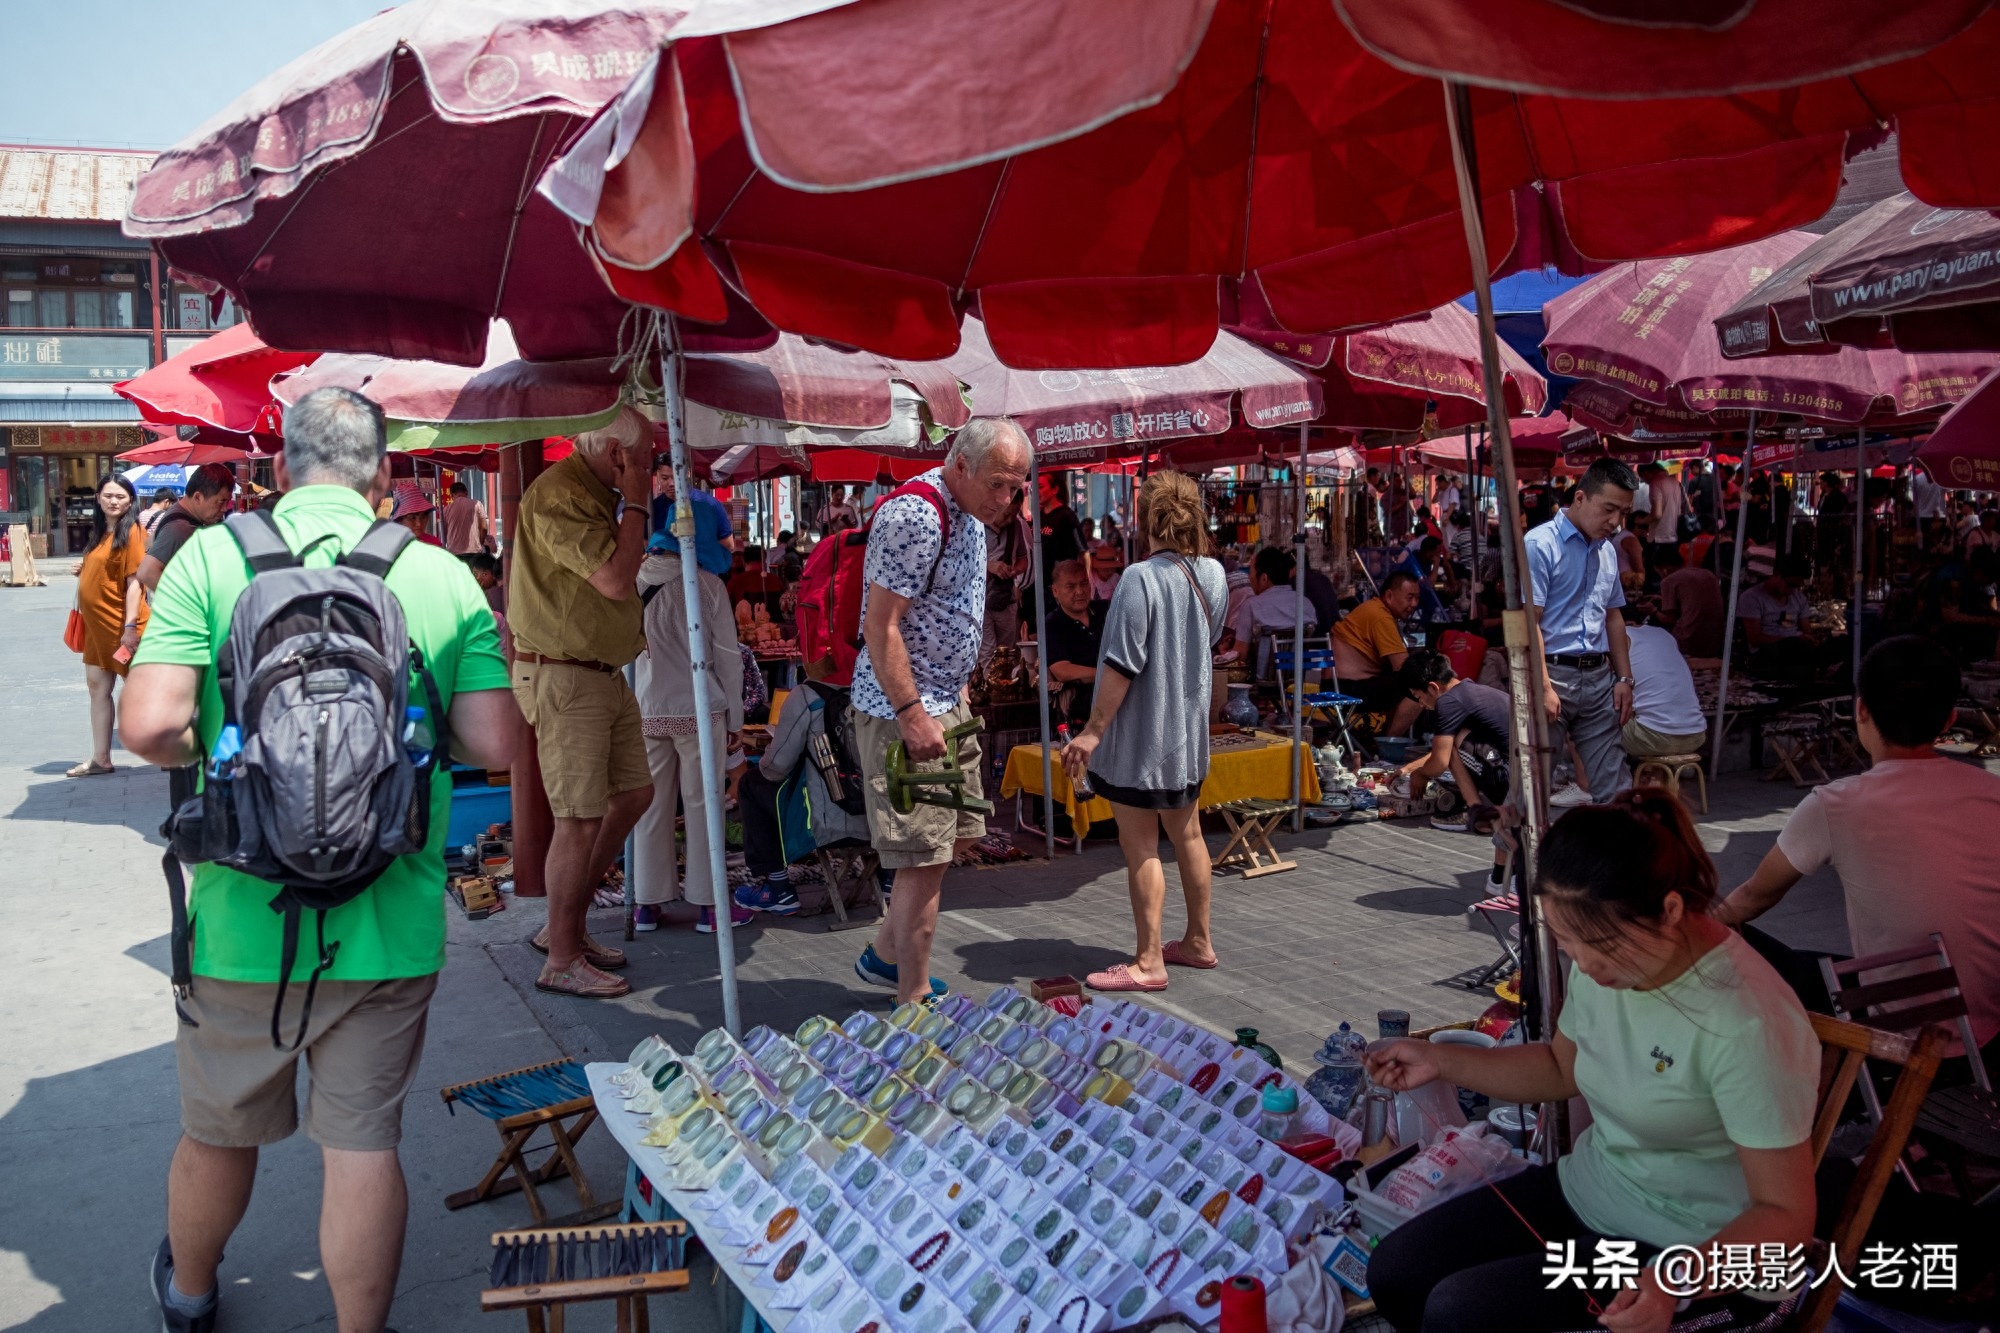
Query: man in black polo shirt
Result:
<box><xmin>1396</xmin><ymin>649</ymin><xmax>1513</xmax><ymax>829</ymax></box>
<box><xmin>1043</xmin><ymin>558</ymin><xmax>1104</xmax><ymax>728</ymax></box>
<box><xmin>136</xmin><ymin>463</ymin><xmax>236</xmax><ymax>594</ymax></box>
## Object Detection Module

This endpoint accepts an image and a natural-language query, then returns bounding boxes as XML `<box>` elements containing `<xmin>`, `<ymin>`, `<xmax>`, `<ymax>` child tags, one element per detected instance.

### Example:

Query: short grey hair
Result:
<box><xmin>283</xmin><ymin>387</ymin><xmax>385</xmax><ymax>491</ymax></box>
<box><xmin>574</xmin><ymin>405</ymin><xmax>651</xmax><ymax>460</ymax></box>
<box><xmin>947</xmin><ymin>416</ymin><xmax>1030</xmax><ymax>473</ymax></box>
<box><xmin>1051</xmin><ymin>557</ymin><xmax>1088</xmax><ymax>585</ymax></box>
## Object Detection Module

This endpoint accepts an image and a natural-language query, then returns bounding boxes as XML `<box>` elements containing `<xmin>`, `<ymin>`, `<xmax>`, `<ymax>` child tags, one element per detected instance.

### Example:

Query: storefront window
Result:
<box><xmin>37</xmin><ymin>290</ymin><xmax>66</xmax><ymax>326</ymax></box>
<box><xmin>5</xmin><ymin>290</ymin><xmax>30</xmax><ymax>326</ymax></box>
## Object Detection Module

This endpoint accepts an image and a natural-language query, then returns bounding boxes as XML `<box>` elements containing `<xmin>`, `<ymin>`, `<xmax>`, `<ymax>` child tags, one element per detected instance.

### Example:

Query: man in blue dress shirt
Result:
<box><xmin>1525</xmin><ymin>458</ymin><xmax>1641</xmax><ymax>805</ymax></box>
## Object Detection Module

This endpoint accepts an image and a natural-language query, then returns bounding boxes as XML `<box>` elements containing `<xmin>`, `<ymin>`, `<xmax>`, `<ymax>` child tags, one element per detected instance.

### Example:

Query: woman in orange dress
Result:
<box><xmin>70</xmin><ymin>473</ymin><xmax>149</xmax><ymax>776</ymax></box>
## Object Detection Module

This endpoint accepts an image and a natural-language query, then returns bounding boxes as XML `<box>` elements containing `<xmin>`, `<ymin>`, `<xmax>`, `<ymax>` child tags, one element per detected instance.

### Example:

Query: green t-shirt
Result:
<box><xmin>1555</xmin><ymin>929</ymin><xmax>1818</xmax><ymax>1248</ymax></box>
<box><xmin>133</xmin><ymin>486</ymin><xmax>510</xmax><ymax>982</ymax></box>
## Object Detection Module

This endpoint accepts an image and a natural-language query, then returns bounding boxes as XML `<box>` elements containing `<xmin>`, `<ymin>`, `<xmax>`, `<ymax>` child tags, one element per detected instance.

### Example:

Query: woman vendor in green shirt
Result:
<box><xmin>1365</xmin><ymin>792</ymin><xmax>1821</xmax><ymax>1333</ymax></box>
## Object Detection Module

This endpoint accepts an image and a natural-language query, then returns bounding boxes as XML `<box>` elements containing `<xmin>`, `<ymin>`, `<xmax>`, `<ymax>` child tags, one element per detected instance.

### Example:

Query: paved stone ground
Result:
<box><xmin>0</xmin><ymin>572</ymin><xmax>1854</xmax><ymax>1331</ymax></box>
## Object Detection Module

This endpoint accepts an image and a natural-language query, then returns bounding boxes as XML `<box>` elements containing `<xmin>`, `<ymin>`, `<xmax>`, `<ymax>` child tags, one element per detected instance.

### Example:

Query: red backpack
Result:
<box><xmin>794</xmin><ymin>480</ymin><xmax>950</xmax><ymax>687</ymax></box>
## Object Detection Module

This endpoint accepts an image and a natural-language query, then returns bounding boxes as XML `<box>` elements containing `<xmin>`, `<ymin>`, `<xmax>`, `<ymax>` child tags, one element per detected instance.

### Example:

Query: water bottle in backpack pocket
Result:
<box><xmin>164</xmin><ymin>511</ymin><xmax>443</xmax><ymax>1049</ymax></box>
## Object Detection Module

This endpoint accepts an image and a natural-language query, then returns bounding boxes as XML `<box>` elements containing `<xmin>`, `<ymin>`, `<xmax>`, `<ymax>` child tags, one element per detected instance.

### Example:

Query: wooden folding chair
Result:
<box><xmin>442</xmin><ymin>1060</ymin><xmax>616</xmax><ymax>1225</ymax></box>
<box><xmin>812</xmin><ymin>839</ymin><xmax>882</xmax><ymax>932</ymax></box>
<box><xmin>481</xmin><ymin>1219</ymin><xmax>689</xmax><ymax>1332</ymax></box>
<box><xmin>1818</xmin><ymin>934</ymin><xmax>2000</xmax><ymax>1206</ymax></box>
<box><xmin>1763</xmin><ymin>716</ymin><xmax>1830</xmax><ymax>787</ymax></box>
<box><xmin>1210</xmin><ymin>798</ymin><xmax>1298</xmax><ymax>878</ymax></box>
<box><xmin>1793</xmin><ymin>1015</ymin><xmax>1949</xmax><ymax>1332</ymax></box>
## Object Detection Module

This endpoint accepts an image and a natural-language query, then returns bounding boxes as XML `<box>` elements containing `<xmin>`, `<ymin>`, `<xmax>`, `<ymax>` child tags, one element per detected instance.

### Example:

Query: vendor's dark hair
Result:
<box><xmin>91</xmin><ymin>473</ymin><xmax>140</xmax><ymax>553</ymax></box>
<box><xmin>1253</xmin><ymin>546</ymin><xmax>1294</xmax><ymax>584</ymax></box>
<box><xmin>1403</xmin><ymin>649</ymin><xmax>1457</xmax><ymax>690</ymax></box>
<box><xmin>1536</xmin><ymin>790</ymin><xmax>1717</xmax><ymax>948</ymax></box>
<box><xmin>1381</xmin><ymin>569</ymin><xmax>1420</xmax><ymax>594</ymax></box>
<box><xmin>1579</xmin><ymin>457</ymin><xmax>1641</xmax><ymax>498</ymax></box>
<box><xmin>1859</xmin><ymin>636</ymin><xmax>1959</xmax><ymax>747</ymax></box>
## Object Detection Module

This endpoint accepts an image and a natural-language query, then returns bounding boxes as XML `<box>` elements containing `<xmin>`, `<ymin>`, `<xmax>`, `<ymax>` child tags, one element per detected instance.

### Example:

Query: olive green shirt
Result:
<box><xmin>508</xmin><ymin>452</ymin><xmax>643</xmax><ymax>666</ymax></box>
<box><xmin>132</xmin><ymin>485</ymin><xmax>510</xmax><ymax>981</ymax></box>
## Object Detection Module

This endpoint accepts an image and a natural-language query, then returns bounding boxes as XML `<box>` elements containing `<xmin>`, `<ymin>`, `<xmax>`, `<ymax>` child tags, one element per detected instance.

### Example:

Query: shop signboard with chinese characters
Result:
<box><xmin>11</xmin><ymin>426</ymin><xmax>144</xmax><ymax>454</ymax></box>
<box><xmin>0</xmin><ymin>333</ymin><xmax>152</xmax><ymax>383</ymax></box>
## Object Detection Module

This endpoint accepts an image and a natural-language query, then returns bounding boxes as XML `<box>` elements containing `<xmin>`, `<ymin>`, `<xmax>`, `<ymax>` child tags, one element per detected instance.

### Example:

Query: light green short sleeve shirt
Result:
<box><xmin>1556</xmin><ymin>929</ymin><xmax>1819</xmax><ymax>1248</ymax></box>
<box><xmin>133</xmin><ymin>486</ymin><xmax>510</xmax><ymax>982</ymax></box>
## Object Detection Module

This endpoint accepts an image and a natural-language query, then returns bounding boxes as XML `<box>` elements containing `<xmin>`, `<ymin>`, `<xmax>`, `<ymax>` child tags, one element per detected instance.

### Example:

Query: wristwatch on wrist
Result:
<box><xmin>1614</xmin><ymin>674</ymin><xmax>1636</xmax><ymax>685</ymax></box>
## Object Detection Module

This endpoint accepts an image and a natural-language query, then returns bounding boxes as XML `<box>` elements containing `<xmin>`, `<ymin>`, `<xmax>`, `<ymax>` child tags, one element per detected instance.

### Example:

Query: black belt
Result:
<box><xmin>1545</xmin><ymin>653</ymin><xmax>1606</xmax><ymax>670</ymax></box>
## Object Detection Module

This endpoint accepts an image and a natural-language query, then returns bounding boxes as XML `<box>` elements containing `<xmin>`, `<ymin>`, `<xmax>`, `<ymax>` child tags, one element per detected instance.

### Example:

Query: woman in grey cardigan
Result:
<box><xmin>1060</xmin><ymin>471</ymin><xmax>1227</xmax><ymax>992</ymax></box>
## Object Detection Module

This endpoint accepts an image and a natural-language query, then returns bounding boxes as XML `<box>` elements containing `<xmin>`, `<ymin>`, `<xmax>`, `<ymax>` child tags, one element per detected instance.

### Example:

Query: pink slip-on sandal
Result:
<box><xmin>1085</xmin><ymin>963</ymin><xmax>1168</xmax><ymax>993</ymax></box>
<box><xmin>1162</xmin><ymin>940</ymin><xmax>1218</xmax><ymax>970</ymax></box>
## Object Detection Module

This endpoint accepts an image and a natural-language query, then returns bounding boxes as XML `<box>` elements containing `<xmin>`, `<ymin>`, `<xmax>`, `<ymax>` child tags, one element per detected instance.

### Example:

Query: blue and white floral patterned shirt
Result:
<box><xmin>852</xmin><ymin>469</ymin><xmax>988</xmax><ymax>720</ymax></box>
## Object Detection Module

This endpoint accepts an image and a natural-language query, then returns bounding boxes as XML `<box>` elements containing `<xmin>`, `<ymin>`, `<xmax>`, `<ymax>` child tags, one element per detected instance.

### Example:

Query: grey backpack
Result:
<box><xmin>165</xmin><ymin>509</ymin><xmax>443</xmax><ymax>1049</ymax></box>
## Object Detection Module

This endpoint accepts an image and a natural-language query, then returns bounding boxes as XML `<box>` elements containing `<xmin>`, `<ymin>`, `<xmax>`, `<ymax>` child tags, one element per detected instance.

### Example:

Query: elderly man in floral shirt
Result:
<box><xmin>851</xmin><ymin>418</ymin><xmax>1033</xmax><ymax>1002</ymax></box>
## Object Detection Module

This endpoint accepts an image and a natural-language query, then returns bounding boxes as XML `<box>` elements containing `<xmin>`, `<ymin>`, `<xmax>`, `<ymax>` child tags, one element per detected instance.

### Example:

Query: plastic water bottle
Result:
<box><xmin>1056</xmin><ymin>723</ymin><xmax>1093</xmax><ymax>798</ymax></box>
<box><xmin>403</xmin><ymin>704</ymin><xmax>436</xmax><ymax>768</ymax></box>
<box><xmin>1256</xmin><ymin>1083</ymin><xmax>1300</xmax><ymax>1142</ymax></box>
<box><xmin>1303</xmin><ymin>1021</ymin><xmax>1367</xmax><ymax>1118</ymax></box>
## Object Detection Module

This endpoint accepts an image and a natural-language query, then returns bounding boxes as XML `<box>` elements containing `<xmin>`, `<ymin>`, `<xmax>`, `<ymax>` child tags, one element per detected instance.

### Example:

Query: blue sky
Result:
<box><xmin>1</xmin><ymin>1</ymin><xmax>391</xmax><ymax>150</ymax></box>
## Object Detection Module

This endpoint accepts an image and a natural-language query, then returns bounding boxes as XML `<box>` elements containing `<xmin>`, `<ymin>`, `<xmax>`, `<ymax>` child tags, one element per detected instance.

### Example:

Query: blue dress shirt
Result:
<box><xmin>1525</xmin><ymin>511</ymin><xmax>1625</xmax><ymax>656</ymax></box>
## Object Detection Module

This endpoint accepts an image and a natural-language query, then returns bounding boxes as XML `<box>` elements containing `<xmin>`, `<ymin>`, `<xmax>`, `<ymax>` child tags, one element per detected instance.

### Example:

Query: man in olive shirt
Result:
<box><xmin>510</xmin><ymin>408</ymin><xmax>655</xmax><ymax>999</ymax></box>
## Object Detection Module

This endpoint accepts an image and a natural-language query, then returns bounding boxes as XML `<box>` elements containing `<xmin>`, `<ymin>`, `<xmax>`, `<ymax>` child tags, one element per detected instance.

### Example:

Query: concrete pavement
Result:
<box><xmin>0</xmin><ymin>571</ymin><xmax>1853</xmax><ymax>1330</ymax></box>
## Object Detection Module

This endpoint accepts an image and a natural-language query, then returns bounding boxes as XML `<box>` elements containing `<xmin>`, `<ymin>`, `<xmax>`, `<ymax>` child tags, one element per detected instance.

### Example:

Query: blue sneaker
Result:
<box><xmin>632</xmin><ymin>903</ymin><xmax>662</xmax><ymax>932</ymax></box>
<box><xmin>734</xmin><ymin>879</ymin><xmax>800</xmax><ymax>916</ymax></box>
<box><xmin>854</xmin><ymin>944</ymin><xmax>947</xmax><ymax>997</ymax></box>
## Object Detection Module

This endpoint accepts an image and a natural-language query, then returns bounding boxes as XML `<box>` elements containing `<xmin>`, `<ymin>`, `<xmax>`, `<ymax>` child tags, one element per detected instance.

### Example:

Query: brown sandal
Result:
<box><xmin>530</xmin><ymin>930</ymin><xmax>627</xmax><ymax>970</ymax></box>
<box><xmin>65</xmin><ymin>760</ymin><xmax>114</xmax><ymax>778</ymax></box>
<box><xmin>534</xmin><ymin>961</ymin><xmax>631</xmax><ymax>999</ymax></box>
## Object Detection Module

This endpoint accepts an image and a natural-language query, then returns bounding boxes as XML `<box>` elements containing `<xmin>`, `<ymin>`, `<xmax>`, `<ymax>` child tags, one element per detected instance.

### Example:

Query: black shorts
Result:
<box><xmin>1087</xmin><ymin>772</ymin><xmax>1203</xmax><ymax>810</ymax></box>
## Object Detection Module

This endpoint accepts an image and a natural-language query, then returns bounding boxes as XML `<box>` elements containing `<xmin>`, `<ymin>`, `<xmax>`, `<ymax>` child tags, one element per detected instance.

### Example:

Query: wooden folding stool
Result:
<box><xmin>1210</xmin><ymin>798</ymin><xmax>1298</xmax><ymax>878</ymax></box>
<box><xmin>442</xmin><ymin>1059</ymin><xmax>616</xmax><ymax>1225</ymax></box>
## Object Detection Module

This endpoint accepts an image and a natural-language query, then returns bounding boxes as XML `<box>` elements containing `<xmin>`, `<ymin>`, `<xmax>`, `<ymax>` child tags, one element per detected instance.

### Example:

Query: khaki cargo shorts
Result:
<box><xmin>512</xmin><ymin>660</ymin><xmax>650</xmax><ymax>819</ymax></box>
<box><xmin>853</xmin><ymin>699</ymin><xmax>986</xmax><ymax>869</ymax></box>
<box><xmin>176</xmin><ymin>973</ymin><xmax>438</xmax><ymax>1151</ymax></box>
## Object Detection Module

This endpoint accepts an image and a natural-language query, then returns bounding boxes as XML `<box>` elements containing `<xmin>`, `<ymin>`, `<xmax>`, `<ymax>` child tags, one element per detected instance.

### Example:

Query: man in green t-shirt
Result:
<box><xmin>121</xmin><ymin>387</ymin><xmax>518</xmax><ymax>1333</ymax></box>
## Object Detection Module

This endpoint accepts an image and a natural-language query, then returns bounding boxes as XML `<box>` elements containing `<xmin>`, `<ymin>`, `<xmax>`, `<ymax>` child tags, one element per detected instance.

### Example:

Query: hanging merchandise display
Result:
<box><xmin>596</xmin><ymin>987</ymin><xmax>1358</xmax><ymax>1333</ymax></box>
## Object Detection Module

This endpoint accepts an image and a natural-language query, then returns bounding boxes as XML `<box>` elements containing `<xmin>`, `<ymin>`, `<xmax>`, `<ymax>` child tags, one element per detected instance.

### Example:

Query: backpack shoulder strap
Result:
<box><xmin>343</xmin><ymin>519</ymin><xmax>416</xmax><ymax>579</ymax></box>
<box><xmin>224</xmin><ymin>509</ymin><xmax>299</xmax><ymax>575</ymax></box>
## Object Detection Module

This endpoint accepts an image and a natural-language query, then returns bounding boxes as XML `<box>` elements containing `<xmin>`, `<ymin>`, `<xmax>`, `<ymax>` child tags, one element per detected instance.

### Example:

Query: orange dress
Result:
<box><xmin>76</xmin><ymin>525</ymin><xmax>150</xmax><ymax>674</ymax></box>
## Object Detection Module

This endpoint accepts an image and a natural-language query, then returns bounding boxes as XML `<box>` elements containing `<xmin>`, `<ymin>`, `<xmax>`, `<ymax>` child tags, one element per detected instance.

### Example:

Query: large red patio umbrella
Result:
<box><xmin>116</xmin><ymin>438</ymin><xmax>253</xmax><ymax>467</ymax></box>
<box><xmin>1917</xmin><ymin>366</ymin><xmax>2000</xmax><ymax>489</ymax></box>
<box><xmin>1543</xmin><ymin>233</ymin><xmax>1997</xmax><ymax>428</ymax></box>
<box><xmin>542</xmin><ymin>0</ymin><xmax>2000</xmax><ymax>370</ymax></box>
<box><xmin>1252</xmin><ymin>300</ymin><xmax>1547</xmax><ymax>431</ymax></box>
<box><xmin>113</xmin><ymin>322</ymin><xmax>310</xmax><ymax>443</ymax></box>
<box><xmin>1331</xmin><ymin>0</ymin><xmax>1989</xmax><ymax>98</ymax></box>
<box><xmin>1716</xmin><ymin>193</ymin><xmax>2000</xmax><ymax>357</ymax></box>
<box><xmin>944</xmin><ymin>315</ymin><xmax>1321</xmax><ymax>464</ymax></box>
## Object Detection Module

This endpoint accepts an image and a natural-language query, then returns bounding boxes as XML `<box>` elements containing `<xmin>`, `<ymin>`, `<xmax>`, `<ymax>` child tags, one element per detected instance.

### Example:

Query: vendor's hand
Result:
<box><xmin>1543</xmin><ymin>682</ymin><xmax>1563</xmax><ymax>724</ymax></box>
<box><xmin>1362</xmin><ymin>1038</ymin><xmax>1441</xmax><ymax>1092</ymax></box>
<box><xmin>614</xmin><ymin>439</ymin><xmax>652</xmax><ymax>506</ymax></box>
<box><xmin>1060</xmin><ymin>732</ymin><xmax>1100</xmax><ymax>787</ymax></box>
<box><xmin>898</xmin><ymin>706</ymin><xmax>947</xmax><ymax>762</ymax></box>
<box><xmin>1613</xmin><ymin>679</ymin><xmax>1635</xmax><ymax>725</ymax></box>
<box><xmin>1598</xmin><ymin>1267</ymin><xmax>1677</xmax><ymax>1333</ymax></box>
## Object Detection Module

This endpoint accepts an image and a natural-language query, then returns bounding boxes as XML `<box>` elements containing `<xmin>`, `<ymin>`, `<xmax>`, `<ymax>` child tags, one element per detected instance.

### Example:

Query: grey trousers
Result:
<box><xmin>1547</xmin><ymin>662</ymin><xmax>1631</xmax><ymax>802</ymax></box>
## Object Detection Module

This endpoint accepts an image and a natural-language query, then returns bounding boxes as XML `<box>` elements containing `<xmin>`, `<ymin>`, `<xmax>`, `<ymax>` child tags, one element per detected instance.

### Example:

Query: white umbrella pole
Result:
<box><xmin>1710</xmin><ymin>411</ymin><xmax>1757</xmax><ymax>773</ymax></box>
<box><xmin>1853</xmin><ymin>431</ymin><xmax>1866</xmax><ymax>692</ymax></box>
<box><xmin>1292</xmin><ymin>424</ymin><xmax>1309</xmax><ymax>833</ymax></box>
<box><xmin>660</xmin><ymin>318</ymin><xmax>742</xmax><ymax>1036</ymax></box>
<box><xmin>1029</xmin><ymin>451</ymin><xmax>1056</xmax><ymax>862</ymax></box>
<box><xmin>1445</xmin><ymin>82</ymin><xmax>1561</xmax><ymax>1112</ymax></box>
<box><xmin>1463</xmin><ymin>426</ymin><xmax>1480</xmax><ymax>615</ymax></box>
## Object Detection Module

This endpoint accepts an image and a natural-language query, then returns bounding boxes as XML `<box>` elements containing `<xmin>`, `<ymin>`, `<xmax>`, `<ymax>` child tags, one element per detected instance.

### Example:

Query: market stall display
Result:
<box><xmin>999</xmin><ymin>733</ymin><xmax>1321</xmax><ymax>846</ymax></box>
<box><xmin>590</xmin><ymin>987</ymin><xmax>1357</xmax><ymax>1333</ymax></box>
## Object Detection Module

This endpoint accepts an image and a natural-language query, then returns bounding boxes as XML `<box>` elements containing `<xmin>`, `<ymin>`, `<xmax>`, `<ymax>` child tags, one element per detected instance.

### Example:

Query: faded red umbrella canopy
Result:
<box><xmin>547</xmin><ymin>0</ymin><xmax>2000</xmax><ymax>370</ymax></box>
<box><xmin>1236</xmin><ymin>300</ymin><xmax>1547</xmax><ymax>431</ymax></box>
<box><xmin>113</xmin><ymin>322</ymin><xmax>310</xmax><ymax>445</ymax></box>
<box><xmin>1917</xmin><ymin>365</ymin><xmax>2000</xmax><ymax>486</ymax></box>
<box><xmin>1543</xmin><ymin>234</ymin><xmax>1998</xmax><ymax>432</ymax></box>
<box><xmin>941</xmin><ymin>315</ymin><xmax>1320</xmax><ymax>464</ymax></box>
<box><xmin>117</xmin><ymin>438</ymin><xmax>255</xmax><ymax>467</ymax></box>
<box><xmin>1720</xmin><ymin>193</ymin><xmax>2000</xmax><ymax>358</ymax></box>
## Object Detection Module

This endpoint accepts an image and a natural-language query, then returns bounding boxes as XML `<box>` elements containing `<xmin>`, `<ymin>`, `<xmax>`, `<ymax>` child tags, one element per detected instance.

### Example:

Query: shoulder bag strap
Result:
<box><xmin>343</xmin><ymin>519</ymin><xmax>415</xmax><ymax>579</ymax></box>
<box><xmin>224</xmin><ymin>509</ymin><xmax>299</xmax><ymax>575</ymax></box>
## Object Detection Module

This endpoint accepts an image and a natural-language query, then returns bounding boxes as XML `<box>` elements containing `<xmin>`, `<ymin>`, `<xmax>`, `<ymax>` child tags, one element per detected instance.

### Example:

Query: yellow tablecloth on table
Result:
<box><xmin>1000</xmin><ymin>733</ymin><xmax>1321</xmax><ymax>839</ymax></box>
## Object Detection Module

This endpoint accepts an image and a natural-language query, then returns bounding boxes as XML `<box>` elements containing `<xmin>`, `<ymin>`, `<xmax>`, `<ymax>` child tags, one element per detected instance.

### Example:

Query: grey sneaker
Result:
<box><xmin>152</xmin><ymin>1237</ymin><xmax>217</xmax><ymax>1333</ymax></box>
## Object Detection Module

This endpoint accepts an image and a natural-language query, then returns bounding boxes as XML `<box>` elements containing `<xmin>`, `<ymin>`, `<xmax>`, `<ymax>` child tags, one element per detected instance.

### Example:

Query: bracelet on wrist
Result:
<box><xmin>894</xmin><ymin>699</ymin><xmax>923</xmax><ymax>718</ymax></box>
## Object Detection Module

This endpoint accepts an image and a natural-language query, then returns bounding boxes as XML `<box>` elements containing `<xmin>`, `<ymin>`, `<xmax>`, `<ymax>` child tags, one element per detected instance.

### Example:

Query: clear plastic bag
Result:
<box><xmin>1374</xmin><ymin>1124</ymin><xmax>1526</xmax><ymax>1213</ymax></box>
